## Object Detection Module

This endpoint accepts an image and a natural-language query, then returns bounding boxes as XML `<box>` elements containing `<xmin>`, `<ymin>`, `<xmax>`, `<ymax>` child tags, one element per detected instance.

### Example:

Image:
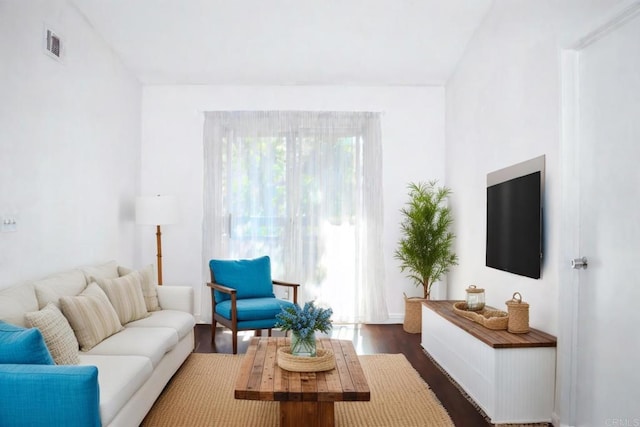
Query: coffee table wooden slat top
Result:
<box><xmin>317</xmin><ymin>339</ymin><xmax>345</xmax><ymax>401</ymax></box>
<box><xmin>235</xmin><ymin>337</ymin><xmax>370</xmax><ymax>403</ymax></box>
<box><xmin>339</xmin><ymin>340</ymin><xmax>369</xmax><ymax>401</ymax></box>
<box><xmin>272</xmin><ymin>337</ymin><xmax>289</xmax><ymax>401</ymax></box>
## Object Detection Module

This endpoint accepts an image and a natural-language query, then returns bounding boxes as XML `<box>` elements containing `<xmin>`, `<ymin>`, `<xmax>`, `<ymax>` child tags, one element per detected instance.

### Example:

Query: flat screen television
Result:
<box><xmin>486</xmin><ymin>156</ymin><xmax>544</xmax><ymax>279</ymax></box>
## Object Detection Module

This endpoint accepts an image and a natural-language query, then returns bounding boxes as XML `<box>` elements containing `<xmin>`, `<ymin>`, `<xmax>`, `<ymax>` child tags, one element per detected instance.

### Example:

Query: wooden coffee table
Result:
<box><xmin>235</xmin><ymin>337</ymin><xmax>370</xmax><ymax>427</ymax></box>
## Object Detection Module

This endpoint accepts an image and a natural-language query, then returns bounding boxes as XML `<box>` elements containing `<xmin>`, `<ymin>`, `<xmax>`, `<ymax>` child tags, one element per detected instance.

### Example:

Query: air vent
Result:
<box><xmin>45</xmin><ymin>28</ymin><xmax>62</xmax><ymax>60</ymax></box>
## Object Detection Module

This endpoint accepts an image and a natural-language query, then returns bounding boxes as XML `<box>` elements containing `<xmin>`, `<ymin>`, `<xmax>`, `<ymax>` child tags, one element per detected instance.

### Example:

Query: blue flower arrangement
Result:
<box><xmin>275</xmin><ymin>301</ymin><xmax>333</xmax><ymax>344</ymax></box>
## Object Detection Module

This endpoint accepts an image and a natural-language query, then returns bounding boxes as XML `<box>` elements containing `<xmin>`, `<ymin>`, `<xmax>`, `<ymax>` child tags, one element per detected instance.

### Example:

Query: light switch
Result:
<box><xmin>1</xmin><ymin>218</ymin><xmax>17</xmax><ymax>232</ymax></box>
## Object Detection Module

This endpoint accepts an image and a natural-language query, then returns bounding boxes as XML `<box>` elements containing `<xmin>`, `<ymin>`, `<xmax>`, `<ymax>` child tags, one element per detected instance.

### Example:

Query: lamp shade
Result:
<box><xmin>135</xmin><ymin>195</ymin><xmax>178</xmax><ymax>225</ymax></box>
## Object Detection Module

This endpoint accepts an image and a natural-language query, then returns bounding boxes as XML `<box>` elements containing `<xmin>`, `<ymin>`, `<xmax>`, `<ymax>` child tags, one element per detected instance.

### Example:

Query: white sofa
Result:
<box><xmin>0</xmin><ymin>261</ymin><xmax>195</xmax><ymax>427</ymax></box>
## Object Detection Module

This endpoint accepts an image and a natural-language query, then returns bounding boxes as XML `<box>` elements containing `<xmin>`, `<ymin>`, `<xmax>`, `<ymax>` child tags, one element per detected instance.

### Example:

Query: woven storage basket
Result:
<box><xmin>403</xmin><ymin>293</ymin><xmax>427</xmax><ymax>333</ymax></box>
<box><xmin>452</xmin><ymin>301</ymin><xmax>508</xmax><ymax>330</ymax></box>
<box><xmin>505</xmin><ymin>292</ymin><xmax>529</xmax><ymax>333</ymax></box>
<box><xmin>277</xmin><ymin>347</ymin><xmax>335</xmax><ymax>372</ymax></box>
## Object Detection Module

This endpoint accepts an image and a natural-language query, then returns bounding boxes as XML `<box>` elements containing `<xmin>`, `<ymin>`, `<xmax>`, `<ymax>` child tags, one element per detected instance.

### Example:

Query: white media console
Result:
<box><xmin>421</xmin><ymin>301</ymin><xmax>557</xmax><ymax>424</ymax></box>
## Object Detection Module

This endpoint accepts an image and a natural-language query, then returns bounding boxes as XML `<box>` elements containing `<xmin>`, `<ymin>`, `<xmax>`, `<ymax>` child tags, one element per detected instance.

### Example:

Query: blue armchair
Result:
<box><xmin>0</xmin><ymin>321</ymin><xmax>101</xmax><ymax>427</ymax></box>
<box><xmin>207</xmin><ymin>256</ymin><xmax>299</xmax><ymax>354</ymax></box>
<box><xmin>0</xmin><ymin>364</ymin><xmax>101</xmax><ymax>427</ymax></box>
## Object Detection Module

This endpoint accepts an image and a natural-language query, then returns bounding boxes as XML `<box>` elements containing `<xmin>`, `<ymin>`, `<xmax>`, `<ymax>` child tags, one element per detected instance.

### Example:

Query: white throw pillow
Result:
<box><xmin>93</xmin><ymin>272</ymin><xmax>150</xmax><ymax>325</ymax></box>
<box><xmin>25</xmin><ymin>302</ymin><xmax>80</xmax><ymax>365</ymax></box>
<box><xmin>60</xmin><ymin>283</ymin><xmax>123</xmax><ymax>351</ymax></box>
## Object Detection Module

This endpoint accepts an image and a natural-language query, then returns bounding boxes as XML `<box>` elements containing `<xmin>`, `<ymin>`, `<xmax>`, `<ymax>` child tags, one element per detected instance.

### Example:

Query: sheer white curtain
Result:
<box><xmin>203</xmin><ymin>111</ymin><xmax>388</xmax><ymax>323</ymax></box>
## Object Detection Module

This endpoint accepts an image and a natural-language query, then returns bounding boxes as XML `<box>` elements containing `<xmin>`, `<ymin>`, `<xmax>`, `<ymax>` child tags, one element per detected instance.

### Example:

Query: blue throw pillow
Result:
<box><xmin>0</xmin><ymin>321</ymin><xmax>55</xmax><ymax>365</ymax></box>
<box><xmin>209</xmin><ymin>256</ymin><xmax>275</xmax><ymax>303</ymax></box>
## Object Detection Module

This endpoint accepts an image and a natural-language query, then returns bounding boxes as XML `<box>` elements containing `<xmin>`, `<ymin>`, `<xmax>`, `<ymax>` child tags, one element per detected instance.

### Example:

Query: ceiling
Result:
<box><xmin>71</xmin><ymin>0</ymin><xmax>493</xmax><ymax>86</ymax></box>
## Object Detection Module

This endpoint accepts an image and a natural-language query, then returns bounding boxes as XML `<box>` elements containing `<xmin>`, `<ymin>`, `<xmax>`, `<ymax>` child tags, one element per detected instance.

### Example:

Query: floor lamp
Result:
<box><xmin>135</xmin><ymin>195</ymin><xmax>178</xmax><ymax>285</ymax></box>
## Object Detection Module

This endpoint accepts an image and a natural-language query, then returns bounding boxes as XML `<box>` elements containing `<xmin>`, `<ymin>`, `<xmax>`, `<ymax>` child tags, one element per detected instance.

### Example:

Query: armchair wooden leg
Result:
<box><xmin>268</xmin><ymin>328</ymin><xmax>272</xmax><ymax>337</ymax></box>
<box><xmin>255</xmin><ymin>329</ymin><xmax>262</xmax><ymax>337</ymax></box>
<box><xmin>211</xmin><ymin>319</ymin><xmax>217</xmax><ymax>343</ymax></box>
<box><xmin>233</xmin><ymin>332</ymin><xmax>238</xmax><ymax>355</ymax></box>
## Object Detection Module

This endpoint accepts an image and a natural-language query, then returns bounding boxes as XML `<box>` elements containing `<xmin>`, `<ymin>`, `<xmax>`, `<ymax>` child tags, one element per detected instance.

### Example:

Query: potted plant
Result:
<box><xmin>395</xmin><ymin>181</ymin><xmax>458</xmax><ymax>333</ymax></box>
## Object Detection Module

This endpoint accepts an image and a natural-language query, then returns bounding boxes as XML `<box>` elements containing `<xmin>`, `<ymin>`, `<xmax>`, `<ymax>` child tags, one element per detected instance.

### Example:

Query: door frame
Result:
<box><xmin>558</xmin><ymin>2</ymin><xmax>640</xmax><ymax>426</ymax></box>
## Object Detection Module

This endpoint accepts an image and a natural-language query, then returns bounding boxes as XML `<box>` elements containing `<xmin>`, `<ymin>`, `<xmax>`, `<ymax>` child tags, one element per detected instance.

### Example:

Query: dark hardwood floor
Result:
<box><xmin>194</xmin><ymin>323</ymin><xmax>490</xmax><ymax>427</ymax></box>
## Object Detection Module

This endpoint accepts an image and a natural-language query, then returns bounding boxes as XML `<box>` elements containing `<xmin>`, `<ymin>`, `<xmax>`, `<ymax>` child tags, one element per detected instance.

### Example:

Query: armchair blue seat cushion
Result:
<box><xmin>215</xmin><ymin>297</ymin><xmax>294</xmax><ymax>322</ymax></box>
<box><xmin>0</xmin><ymin>321</ymin><xmax>55</xmax><ymax>365</ymax></box>
<box><xmin>209</xmin><ymin>256</ymin><xmax>275</xmax><ymax>303</ymax></box>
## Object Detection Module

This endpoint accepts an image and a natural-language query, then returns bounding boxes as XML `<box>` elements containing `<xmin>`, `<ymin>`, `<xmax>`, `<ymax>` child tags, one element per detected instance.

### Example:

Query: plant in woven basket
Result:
<box><xmin>395</xmin><ymin>181</ymin><xmax>458</xmax><ymax>300</ymax></box>
<box><xmin>275</xmin><ymin>301</ymin><xmax>333</xmax><ymax>357</ymax></box>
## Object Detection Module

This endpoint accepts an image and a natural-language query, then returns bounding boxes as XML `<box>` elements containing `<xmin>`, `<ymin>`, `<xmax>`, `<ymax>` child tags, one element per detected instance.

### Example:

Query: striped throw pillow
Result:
<box><xmin>60</xmin><ymin>283</ymin><xmax>123</xmax><ymax>351</ymax></box>
<box><xmin>117</xmin><ymin>264</ymin><xmax>161</xmax><ymax>312</ymax></box>
<box><xmin>93</xmin><ymin>272</ymin><xmax>150</xmax><ymax>325</ymax></box>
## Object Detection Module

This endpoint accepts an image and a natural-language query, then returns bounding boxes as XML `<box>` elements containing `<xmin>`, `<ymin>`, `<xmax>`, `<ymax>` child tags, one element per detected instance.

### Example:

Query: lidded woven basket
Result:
<box><xmin>505</xmin><ymin>292</ymin><xmax>529</xmax><ymax>333</ymax></box>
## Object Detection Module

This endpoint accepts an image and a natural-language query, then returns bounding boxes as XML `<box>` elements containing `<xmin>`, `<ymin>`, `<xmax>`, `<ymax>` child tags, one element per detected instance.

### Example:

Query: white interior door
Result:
<box><xmin>570</xmin><ymin>9</ymin><xmax>640</xmax><ymax>427</ymax></box>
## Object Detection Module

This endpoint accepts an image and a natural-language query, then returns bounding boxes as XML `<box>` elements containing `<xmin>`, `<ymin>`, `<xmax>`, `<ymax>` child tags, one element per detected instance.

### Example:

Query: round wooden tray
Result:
<box><xmin>277</xmin><ymin>347</ymin><xmax>335</xmax><ymax>372</ymax></box>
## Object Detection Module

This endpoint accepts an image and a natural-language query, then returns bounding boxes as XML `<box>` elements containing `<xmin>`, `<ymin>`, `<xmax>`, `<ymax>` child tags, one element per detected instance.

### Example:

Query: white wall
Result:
<box><xmin>140</xmin><ymin>85</ymin><xmax>445</xmax><ymax>322</ymax></box>
<box><xmin>445</xmin><ymin>0</ymin><xmax>625</xmax><ymax>336</ymax></box>
<box><xmin>446</xmin><ymin>2</ymin><xmax>632</xmax><ymax>424</ymax></box>
<box><xmin>0</xmin><ymin>0</ymin><xmax>141</xmax><ymax>288</ymax></box>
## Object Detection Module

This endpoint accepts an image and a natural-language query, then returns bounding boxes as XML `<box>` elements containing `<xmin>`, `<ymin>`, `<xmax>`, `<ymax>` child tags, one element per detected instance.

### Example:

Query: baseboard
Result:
<box><xmin>196</xmin><ymin>296</ymin><xmax>406</xmax><ymax>326</ymax></box>
<box><xmin>364</xmin><ymin>313</ymin><xmax>404</xmax><ymax>324</ymax></box>
<box><xmin>195</xmin><ymin>316</ymin><xmax>405</xmax><ymax>325</ymax></box>
<box><xmin>551</xmin><ymin>411</ymin><xmax>563</xmax><ymax>427</ymax></box>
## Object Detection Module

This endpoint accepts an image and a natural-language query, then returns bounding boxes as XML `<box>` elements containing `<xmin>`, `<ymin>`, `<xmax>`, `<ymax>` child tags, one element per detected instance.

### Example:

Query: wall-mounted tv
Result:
<box><xmin>486</xmin><ymin>155</ymin><xmax>544</xmax><ymax>279</ymax></box>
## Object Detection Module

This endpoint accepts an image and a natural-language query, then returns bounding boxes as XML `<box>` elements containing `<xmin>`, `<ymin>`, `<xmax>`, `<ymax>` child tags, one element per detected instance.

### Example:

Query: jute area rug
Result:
<box><xmin>142</xmin><ymin>353</ymin><xmax>454</xmax><ymax>427</ymax></box>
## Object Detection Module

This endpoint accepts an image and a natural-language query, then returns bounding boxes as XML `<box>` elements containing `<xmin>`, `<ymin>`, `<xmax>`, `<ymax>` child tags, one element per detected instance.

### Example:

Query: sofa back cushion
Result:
<box><xmin>0</xmin><ymin>283</ymin><xmax>39</xmax><ymax>327</ymax></box>
<box><xmin>33</xmin><ymin>269</ymin><xmax>88</xmax><ymax>309</ymax></box>
<box><xmin>0</xmin><ymin>321</ymin><xmax>55</xmax><ymax>365</ymax></box>
<box><xmin>80</xmin><ymin>260</ymin><xmax>119</xmax><ymax>281</ymax></box>
<box><xmin>209</xmin><ymin>256</ymin><xmax>275</xmax><ymax>303</ymax></box>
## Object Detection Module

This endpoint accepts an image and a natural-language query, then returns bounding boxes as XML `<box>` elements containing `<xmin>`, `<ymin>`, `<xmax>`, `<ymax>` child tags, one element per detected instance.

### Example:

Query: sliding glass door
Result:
<box><xmin>204</xmin><ymin>111</ymin><xmax>388</xmax><ymax>323</ymax></box>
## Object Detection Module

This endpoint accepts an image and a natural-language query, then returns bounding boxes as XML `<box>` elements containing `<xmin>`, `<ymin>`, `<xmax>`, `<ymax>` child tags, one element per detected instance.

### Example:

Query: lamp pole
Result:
<box><xmin>156</xmin><ymin>224</ymin><xmax>163</xmax><ymax>285</ymax></box>
<box><xmin>135</xmin><ymin>195</ymin><xmax>178</xmax><ymax>286</ymax></box>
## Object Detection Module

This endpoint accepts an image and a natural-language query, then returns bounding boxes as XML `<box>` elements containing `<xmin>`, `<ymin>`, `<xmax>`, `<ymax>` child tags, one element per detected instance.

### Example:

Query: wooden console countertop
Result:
<box><xmin>423</xmin><ymin>300</ymin><xmax>557</xmax><ymax>349</ymax></box>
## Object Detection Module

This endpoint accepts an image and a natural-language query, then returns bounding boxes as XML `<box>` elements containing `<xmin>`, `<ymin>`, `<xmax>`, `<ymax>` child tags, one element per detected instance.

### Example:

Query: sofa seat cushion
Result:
<box><xmin>85</xmin><ymin>327</ymin><xmax>178</xmax><ymax>367</ymax></box>
<box><xmin>79</xmin><ymin>354</ymin><xmax>152</xmax><ymax>427</ymax></box>
<box><xmin>215</xmin><ymin>298</ymin><xmax>294</xmax><ymax>321</ymax></box>
<box><xmin>125</xmin><ymin>309</ymin><xmax>195</xmax><ymax>340</ymax></box>
<box><xmin>0</xmin><ymin>283</ymin><xmax>39</xmax><ymax>327</ymax></box>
